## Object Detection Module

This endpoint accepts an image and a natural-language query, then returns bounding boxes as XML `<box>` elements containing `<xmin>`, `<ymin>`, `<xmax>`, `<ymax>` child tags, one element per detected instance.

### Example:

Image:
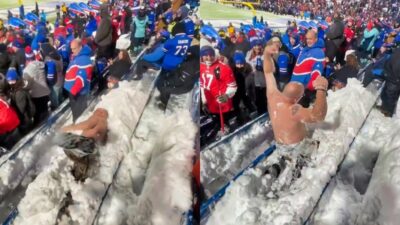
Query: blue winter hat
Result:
<box><xmin>233</xmin><ymin>51</ymin><xmax>245</xmax><ymax>65</ymax></box>
<box><xmin>250</xmin><ymin>37</ymin><xmax>263</xmax><ymax>48</ymax></box>
<box><xmin>6</xmin><ymin>68</ymin><xmax>19</xmax><ymax>81</ymax></box>
<box><xmin>200</xmin><ymin>45</ymin><xmax>215</xmax><ymax>57</ymax></box>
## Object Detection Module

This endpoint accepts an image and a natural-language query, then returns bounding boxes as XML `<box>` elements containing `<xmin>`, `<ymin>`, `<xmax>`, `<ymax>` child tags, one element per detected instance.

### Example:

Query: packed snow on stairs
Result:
<box><xmin>11</xmin><ymin>74</ymin><xmax>156</xmax><ymax>225</ymax></box>
<box><xmin>93</xmin><ymin>90</ymin><xmax>197</xmax><ymax>225</ymax></box>
<box><xmin>204</xmin><ymin>79</ymin><xmax>380</xmax><ymax>225</ymax></box>
<box><xmin>307</xmin><ymin>108</ymin><xmax>399</xmax><ymax>225</ymax></box>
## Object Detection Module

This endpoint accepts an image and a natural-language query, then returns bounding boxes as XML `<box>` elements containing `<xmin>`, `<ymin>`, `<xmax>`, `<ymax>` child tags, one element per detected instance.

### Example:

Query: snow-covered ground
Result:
<box><xmin>94</xmin><ymin>90</ymin><xmax>197</xmax><ymax>225</ymax></box>
<box><xmin>309</xmin><ymin>107</ymin><xmax>400</xmax><ymax>225</ymax></box>
<box><xmin>0</xmin><ymin>70</ymin><xmax>197</xmax><ymax>224</ymax></box>
<box><xmin>203</xmin><ymin>79</ymin><xmax>382</xmax><ymax>225</ymax></box>
<box><xmin>308</xmin><ymin>109</ymin><xmax>387</xmax><ymax>225</ymax></box>
<box><xmin>201</xmin><ymin>116</ymin><xmax>274</xmax><ymax>197</ymax></box>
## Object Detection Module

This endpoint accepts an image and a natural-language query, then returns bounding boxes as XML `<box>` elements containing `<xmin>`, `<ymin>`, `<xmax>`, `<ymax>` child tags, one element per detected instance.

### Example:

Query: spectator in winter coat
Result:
<box><xmin>95</xmin><ymin>4</ymin><xmax>113</xmax><ymax>59</ymax></box>
<box><xmin>287</xmin><ymin>33</ymin><xmax>301</xmax><ymax>59</ymax></box>
<box><xmin>23</xmin><ymin>61</ymin><xmax>51</xmax><ymax>125</ymax></box>
<box><xmin>325</xmin><ymin>14</ymin><xmax>345</xmax><ymax>64</ymax></box>
<box><xmin>131</xmin><ymin>6</ymin><xmax>148</xmax><ymax>55</ymax></box>
<box><xmin>10</xmin><ymin>38</ymin><xmax>26</xmax><ymax>76</ymax></box>
<box><xmin>6</xmin><ymin>70</ymin><xmax>35</xmax><ymax>135</ymax></box>
<box><xmin>330</xmin><ymin>54</ymin><xmax>359</xmax><ymax>91</ymax></box>
<box><xmin>157</xmin><ymin>44</ymin><xmax>199</xmax><ymax>107</ymax></box>
<box><xmin>234</xmin><ymin>31</ymin><xmax>251</xmax><ymax>56</ymax></box>
<box><xmin>0</xmin><ymin>77</ymin><xmax>21</xmax><ymax>149</ymax></box>
<box><xmin>107</xmin><ymin>50</ymin><xmax>132</xmax><ymax>89</ymax></box>
<box><xmin>122</xmin><ymin>6</ymin><xmax>133</xmax><ymax>34</ymax></box>
<box><xmin>227</xmin><ymin>22</ymin><xmax>235</xmax><ymax>37</ymax></box>
<box><xmin>0</xmin><ymin>44</ymin><xmax>11</xmax><ymax>75</ymax></box>
<box><xmin>65</xmin><ymin>39</ymin><xmax>93</xmax><ymax>122</ymax></box>
<box><xmin>40</xmin><ymin>42</ymin><xmax>64</xmax><ymax>109</ymax></box>
<box><xmin>200</xmin><ymin>45</ymin><xmax>237</xmax><ymax>132</ymax></box>
<box><xmin>271</xmin><ymin>36</ymin><xmax>293</xmax><ymax>90</ymax></box>
<box><xmin>54</xmin><ymin>36</ymin><xmax>70</xmax><ymax>73</ymax></box>
<box><xmin>134</xmin><ymin>30</ymin><xmax>169</xmax><ymax>79</ymax></box>
<box><xmin>161</xmin><ymin>23</ymin><xmax>192</xmax><ymax>72</ymax></box>
<box><xmin>380</xmin><ymin>48</ymin><xmax>400</xmax><ymax>117</ymax></box>
<box><xmin>231</xmin><ymin>50</ymin><xmax>254</xmax><ymax>125</ymax></box>
<box><xmin>359</xmin><ymin>21</ymin><xmax>380</xmax><ymax>58</ymax></box>
<box><xmin>85</xmin><ymin>15</ymin><xmax>98</xmax><ymax>38</ymax></box>
<box><xmin>291</xmin><ymin>30</ymin><xmax>325</xmax><ymax>91</ymax></box>
<box><xmin>246</xmin><ymin>38</ymin><xmax>266</xmax><ymax>114</ymax></box>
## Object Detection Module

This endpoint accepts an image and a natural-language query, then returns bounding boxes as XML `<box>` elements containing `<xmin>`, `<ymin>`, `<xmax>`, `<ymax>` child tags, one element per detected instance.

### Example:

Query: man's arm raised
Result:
<box><xmin>263</xmin><ymin>42</ymin><xmax>279</xmax><ymax>96</ymax></box>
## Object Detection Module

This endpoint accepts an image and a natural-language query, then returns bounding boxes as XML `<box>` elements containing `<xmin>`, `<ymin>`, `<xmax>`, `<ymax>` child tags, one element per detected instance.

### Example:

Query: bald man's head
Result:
<box><xmin>305</xmin><ymin>30</ymin><xmax>317</xmax><ymax>47</ymax></box>
<box><xmin>283</xmin><ymin>82</ymin><xmax>304</xmax><ymax>103</ymax></box>
<box><xmin>70</xmin><ymin>38</ymin><xmax>82</xmax><ymax>56</ymax></box>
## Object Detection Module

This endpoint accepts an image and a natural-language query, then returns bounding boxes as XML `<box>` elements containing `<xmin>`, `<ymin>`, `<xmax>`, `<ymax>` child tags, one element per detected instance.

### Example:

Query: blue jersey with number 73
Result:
<box><xmin>162</xmin><ymin>33</ymin><xmax>192</xmax><ymax>71</ymax></box>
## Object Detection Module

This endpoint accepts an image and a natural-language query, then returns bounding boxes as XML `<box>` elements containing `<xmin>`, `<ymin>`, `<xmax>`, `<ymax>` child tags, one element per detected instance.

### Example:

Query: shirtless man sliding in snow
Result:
<box><xmin>263</xmin><ymin>41</ymin><xmax>328</xmax><ymax>145</ymax></box>
<box><xmin>58</xmin><ymin>108</ymin><xmax>109</xmax><ymax>181</ymax></box>
<box><xmin>61</xmin><ymin>108</ymin><xmax>109</xmax><ymax>145</ymax></box>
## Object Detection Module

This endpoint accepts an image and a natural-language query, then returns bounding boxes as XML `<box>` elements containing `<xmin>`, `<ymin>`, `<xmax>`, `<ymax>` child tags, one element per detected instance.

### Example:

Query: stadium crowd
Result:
<box><xmin>200</xmin><ymin>3</ymin><xmax>400</xmax><ymax>146</ymax></box>
<box><xmin>0</xmin><ymin>0</ymin><xmax>200</xmax><ymax>150</ymax></box>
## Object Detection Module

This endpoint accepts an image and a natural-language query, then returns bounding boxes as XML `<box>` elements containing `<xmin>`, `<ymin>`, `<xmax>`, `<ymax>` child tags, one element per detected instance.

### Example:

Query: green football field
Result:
<box><xmin>199</xmin><ymin>0</ymin><xmax>286</xmax><ymax>20</ymax></box>
<box><xmin>0</xmin><ymin>0</ymin><xmax>54</xmax><ymax>10</ymax></box>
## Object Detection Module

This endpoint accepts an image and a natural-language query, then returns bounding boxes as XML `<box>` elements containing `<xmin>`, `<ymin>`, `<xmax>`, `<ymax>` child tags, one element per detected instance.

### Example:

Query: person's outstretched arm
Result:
<box><xmin>263</xmin><ymin>43</ymin><xmax>279</xmax><ymax>96</ymax></box>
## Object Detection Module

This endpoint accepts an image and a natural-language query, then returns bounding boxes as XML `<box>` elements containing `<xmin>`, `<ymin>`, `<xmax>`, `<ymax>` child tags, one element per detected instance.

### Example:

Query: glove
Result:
<box><xmin>217</xmin><ymin>94</ymin><xmax>229</xmax><ymax>103</ymax></box>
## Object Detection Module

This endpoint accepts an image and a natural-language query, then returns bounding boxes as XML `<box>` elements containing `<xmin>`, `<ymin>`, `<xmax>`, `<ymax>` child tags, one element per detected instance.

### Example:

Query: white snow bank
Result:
<box><xmin>205</xmin><ymin>79</ymin><xmax>381</xmax><ymax>225</ymax></box>
<box><xmin>13</xmin><ymin>77</ymin><xmax>153</xmax><ymax>225</ymax></box>
<box><xmin>96</xmin><ymin>94</ymin><xmax>197</xmax><ymax>225</ymax></box>
<box><xmin>354</xmin><ymin>114</ymin><xmax>400</xmax><ymax>225</ymax></box>
<box><xmin>310</xmin><ymin>109</ymin><xmax>389</xmax><ymax>225</ymax></box>
<box><xmin>201</xmin><ymin>117</ymin><xmax>274</xmax><ymax>197</ymax></box>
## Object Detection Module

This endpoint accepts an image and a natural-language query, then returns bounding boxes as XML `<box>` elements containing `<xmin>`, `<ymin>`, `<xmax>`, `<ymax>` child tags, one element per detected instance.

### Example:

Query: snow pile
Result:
<box><xmin>201</xmin><ymin>117</ymin><xmax>274</xmax><ymax>196</ymax></box>
<box><xmin>95</xmin><ymin>96</ymin><xmax>197</xmax><ymax>225</ymax></box>
<box><xmin>205</xmin><ymin>79</ymin><xmax>381</xmax><ymax>225</ymax></box>
<box><xmin>354</xmin><ymin>115</ymin><xmax>400</xmax><ymax>225</ymax></box>
<box><xmin>13</xmin><ymin>79</ymin><xmax>151</xmax><ymax>225</ymax></box>
<box><xmin>310</xmin><ymin>109</ymin><xmax>389</xmax><ymax>225</ymax></box>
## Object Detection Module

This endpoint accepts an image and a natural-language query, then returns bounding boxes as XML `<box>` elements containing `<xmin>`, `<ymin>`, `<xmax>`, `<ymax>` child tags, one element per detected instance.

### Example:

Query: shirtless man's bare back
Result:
<box><xmin>263</xmin><ymin>41</ymin><xmax>328</xmax><ymax>145</ymax></box>
<box><xmin>61</xmin><ymin>108</ymin><xmax>108</xmax><ymax>145</ymax></box>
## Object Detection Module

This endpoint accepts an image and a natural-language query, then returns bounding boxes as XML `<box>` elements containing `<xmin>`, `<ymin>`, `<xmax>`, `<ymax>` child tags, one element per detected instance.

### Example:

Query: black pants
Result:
<box><xmin>232</xmin><ymin>89</ymin><xmax>255</xmax><ymax>125</ymax></box>
<box><xmin>255</xmin><ymin>86</ymin><xmax>267</xmax><ymax>114</ymax></box>
<box><xmin>381</xmin><ymin>81</ymin><xmax>400</xmax><ymax>117</ymax></box>
<box><xmin>136</xmin><ymin>60</ymin><xmax>159</xmax><ymax>77</ymax></box>
<box><xmin>32</xmin><ymin>96</ymin><xmax>50</xmax><ymax>126</ymax></box>
<box><xmin>97</xmin><ymin>44</ymin><xmax>114</xmax><ymax>60</ymax></box>
<box><xmin>157</xmin><ymin>74</ymin><xmax>192</xmax><ymax>105</ymax></box>
<box><xmin>69</xmin><ymin>94</ymin><xmax>88</xmax><ymax>123</ymax></box>
<box><xmin>0</xmin><ymin>128</ymin><xmax>21</xmax><ymax>150</ymax></box>
<box><xmin>326</xmin><ymin>40</ymin><xmax>338</xmax><ymax>64</ymax></box>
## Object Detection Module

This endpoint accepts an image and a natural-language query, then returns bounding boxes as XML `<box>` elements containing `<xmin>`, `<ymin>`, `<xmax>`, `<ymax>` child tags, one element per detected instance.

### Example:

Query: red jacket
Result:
<box><xmin>0</xmin><ymin>98</ymin><xmax>20</xmax><ymax>135</ymax></box>
<box><xmin>200</xmin><ymin>61</ymin><xmax>236</xmax><ymax>114</ymax></box>
<box><xmin>54</xmin><ymin>25</ymin><xmax>67</xmax><ymax>38</ymax></box>
<box><xmin>344</xmin><ymin>27</ymin><xmax>355</xmax><ymax>43</ymax></box>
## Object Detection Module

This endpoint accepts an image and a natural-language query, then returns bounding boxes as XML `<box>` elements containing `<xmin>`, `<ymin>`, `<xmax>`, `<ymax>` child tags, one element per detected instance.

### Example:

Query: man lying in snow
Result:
<box><xmin>57</xmin><ymin>108</ymin><xmax>109</xmax><ymax>181</ymax></box>
<box><xmin>261</xmin><ymin>40</ymin><xmax>328</xmax><ymax>187</ymax></box>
